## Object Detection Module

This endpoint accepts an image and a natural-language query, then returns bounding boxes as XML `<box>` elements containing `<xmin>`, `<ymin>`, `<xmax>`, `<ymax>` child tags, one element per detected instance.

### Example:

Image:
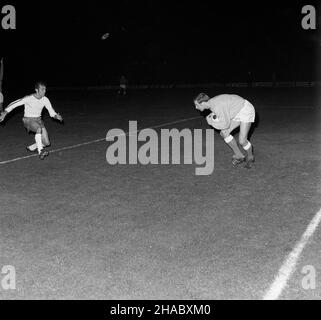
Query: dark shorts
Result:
<box><xmin>22</xmin><ymin>117</ymin><xmax>45</xmax><ymax>133</ymax></box>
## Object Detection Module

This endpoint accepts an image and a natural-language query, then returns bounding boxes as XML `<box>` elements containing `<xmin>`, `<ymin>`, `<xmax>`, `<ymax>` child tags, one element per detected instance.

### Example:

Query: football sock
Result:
<box><xmin>224</xmin><ymin>135</ymin><xmax>244</xmax><ymax>158</ymax></box>
<box><xmin>35</xmin><ymin>134</ymin><xmax>43</xmax><ymax>154</ymax></box>
<box><xmin>242</xmin><ymin>141</ymin><xmax>254</xmax><ymax>159</ymax></box>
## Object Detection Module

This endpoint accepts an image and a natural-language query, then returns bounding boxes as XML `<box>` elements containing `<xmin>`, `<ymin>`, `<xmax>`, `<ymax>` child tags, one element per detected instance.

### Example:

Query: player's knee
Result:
<box><xmin>220</xmin><ymin>130</ymin><xmax>229</xmax><ymax>138</ymax></box>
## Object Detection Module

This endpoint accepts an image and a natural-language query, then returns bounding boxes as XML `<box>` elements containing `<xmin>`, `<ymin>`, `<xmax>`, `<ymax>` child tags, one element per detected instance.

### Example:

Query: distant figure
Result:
<box><xmin>247</xmin><ymin>71</ymin><xmax>254</xmax><ymax>88</ymax></box>
<box><xmin>118</xmin><ymin>75</ymin><xmax>128</xmax><ymax>95</ymax></box>
<box><xmin>0</xmin><ymin>81</ymin><xmax>63</xmax><ymax>160</ymax></box>
<box><xmin>194</xmin><ymin>93</ymin><xmax>256</xmax><ymax>169</ymax></box>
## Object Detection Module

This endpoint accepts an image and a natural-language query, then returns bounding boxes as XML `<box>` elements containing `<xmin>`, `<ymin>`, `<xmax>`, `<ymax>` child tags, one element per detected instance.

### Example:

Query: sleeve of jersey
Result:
<box><xmin>44</xmin><ymin>98</ymin><xmax>57</xmax><ymax>117</ymax></box>
<box><xmin>5</xmin><ymin>97</ymin><xmax>27</xmax><ymax>113</ymax></box>
<box><xmin>209</xmin><ymin>105</ymin><xmax>231</xmax><ymax>130</ymax></box>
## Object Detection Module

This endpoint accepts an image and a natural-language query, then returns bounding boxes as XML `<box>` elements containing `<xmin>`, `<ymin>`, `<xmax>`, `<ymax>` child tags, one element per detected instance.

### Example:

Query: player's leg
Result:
<box><xmin>238</xmin><ymin>100</ymin><xmax>255</xmax><ymax>167</ymax></box>
<box><xmin>239</xmin><ymin>122</ymin><xmax>254</xmax><ymax>158</ymax></box>
<box><xmin>35</xmin><ymin>127</ymin><xmax>49</xmax><ymax>159</ymax></box>
<box><xmin>35</xmin><ymin>128</ymin><xmax>44</xmax><ymax>153</ymax></box>
<box><xmin>41</xmin><ymin>127</ymin><xmax>51</xmax><ymax>147</ymax></box>
<box><xmin>220</xmin><ymin>120</ymin><xmax>245</xmax><ymax>163</ymax></box>
<box><xmin>23</xmin><ymin>118</ymin><xmax>38</xmax><ymax>152</ymax></box>
<box><xmin>23</xmin><ymin>118</ymin><xmax>48</xmax><ymax>159</ymax></box>
<box><xmin>232</xmin><ymin>99</ymin><xmax>255</xmax><ymax>168</ymax></box>
<box><xmin>119</xmin><ymin>84</ymin><xmax>126</xmax><ymax>95</ymax></box>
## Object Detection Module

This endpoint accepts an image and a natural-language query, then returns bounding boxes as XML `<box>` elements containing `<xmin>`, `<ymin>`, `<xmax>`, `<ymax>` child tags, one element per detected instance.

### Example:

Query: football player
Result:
<box><xmin>0</xmin><ymin>81</ymin><xmax>63</xmax><ymax>159</ymax></box>
<box><xmin>118</xmin><ymin>75</ymin><xmax>128</xmax><ymax>95</ymax></box>
<box><xmin>194</xmin><ymin>93</ymin><xmax>255</xmax><ymax>168</ymax></box>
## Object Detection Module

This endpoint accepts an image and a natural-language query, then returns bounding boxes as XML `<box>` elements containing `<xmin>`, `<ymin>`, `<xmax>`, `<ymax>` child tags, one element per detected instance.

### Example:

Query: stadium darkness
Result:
<box><xmin>0</xmin><ymin>1</ymin><xmax>320</xmax><ymax>89</ymax></box>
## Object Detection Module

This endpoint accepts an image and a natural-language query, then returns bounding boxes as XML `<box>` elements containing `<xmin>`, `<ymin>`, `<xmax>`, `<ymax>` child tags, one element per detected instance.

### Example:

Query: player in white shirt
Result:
<box><xmin>0</xmin><ymin>82</ymin><xmax>63</xmax><ymax>159</ymax></box>
<box><xmin>194</xmin><ymin>92</ymin><xmax>255</xmax><ymax>169</ymax></box>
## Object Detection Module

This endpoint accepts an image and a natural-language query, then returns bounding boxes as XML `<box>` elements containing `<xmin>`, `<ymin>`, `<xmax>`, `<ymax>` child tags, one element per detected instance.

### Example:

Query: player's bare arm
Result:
<box><xmin>0</xmin><ymin>109</ymin><xmax>8</xmax><ymax>122</ymax></box>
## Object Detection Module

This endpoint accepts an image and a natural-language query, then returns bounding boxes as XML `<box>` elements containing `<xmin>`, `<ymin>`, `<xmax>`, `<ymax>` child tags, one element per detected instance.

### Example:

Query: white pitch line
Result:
<box><xmin>263</xmin><ymin>207</ymin><xmax>321</xmax><ymax>300</ymax></box>
<box><xmin>0</xmin><ymin>116</ymin><xmax>202</xmax><ymax>165</ymax></box>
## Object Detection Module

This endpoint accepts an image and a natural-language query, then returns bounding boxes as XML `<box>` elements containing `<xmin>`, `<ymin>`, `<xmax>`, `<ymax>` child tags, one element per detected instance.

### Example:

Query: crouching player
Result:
<box><xmin>0</xmin><ymin>81</ymin><xmax>63</xmax><ymax>159</ymax></box>
<box><xmin>194</xmin><ymin>93</ymin><xmax>255</xmax><ymax>168</ymax></box>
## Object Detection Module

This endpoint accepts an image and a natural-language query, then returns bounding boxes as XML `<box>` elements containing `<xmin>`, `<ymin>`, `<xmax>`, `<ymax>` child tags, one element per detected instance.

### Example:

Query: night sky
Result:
<box><xmin>0</xmin><ymin>1</ymin><xmax>320</xmax><ymax>89</ymax></box>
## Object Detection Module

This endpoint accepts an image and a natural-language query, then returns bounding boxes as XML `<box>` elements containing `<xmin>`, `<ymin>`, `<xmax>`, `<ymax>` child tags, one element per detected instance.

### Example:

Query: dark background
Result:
<box><xmin>0</xmin><ymin>0</ymin><xmax>320</xmax><ymax>90</ymax></box>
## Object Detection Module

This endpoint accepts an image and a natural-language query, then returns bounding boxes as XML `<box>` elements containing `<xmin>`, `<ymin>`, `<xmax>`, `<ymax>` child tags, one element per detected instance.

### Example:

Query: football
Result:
<box><xmin>101</xmin><ymin>33</ymin><xmax>110</xmax><ymax>40</ymax></box>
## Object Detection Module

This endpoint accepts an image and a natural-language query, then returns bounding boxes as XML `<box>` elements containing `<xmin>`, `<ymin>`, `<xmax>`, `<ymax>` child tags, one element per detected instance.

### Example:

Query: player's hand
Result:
<box><xmin>55</xmin><ymin>113</ymin><xmax>63</xmax><ymax>122</ymax></box>
<box><xmin>0</xmin><ymin>111</ymin><xmax>7</xmax><ymax>123</ymax></box>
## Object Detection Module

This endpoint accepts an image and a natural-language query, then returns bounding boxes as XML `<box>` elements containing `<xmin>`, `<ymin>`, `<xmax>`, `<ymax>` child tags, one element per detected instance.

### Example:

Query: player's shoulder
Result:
<box><xmin>209</xmin><ymin>94</ymin><xmax>229</xmax><ymax>103</ymax></box>
<box><xmin>214</xmin><ymin>94</ymin><xmax>244</xmax><ymax>100</ymax></box>
<box><xmin>229</xmin><ymin>93</ymin><xmax>244</xmax><ymax>99</ymax></box>
<box><xmin>42</xmin><ymin>96</ymin><xmax>51</xmax><ymax>103</ymax></box>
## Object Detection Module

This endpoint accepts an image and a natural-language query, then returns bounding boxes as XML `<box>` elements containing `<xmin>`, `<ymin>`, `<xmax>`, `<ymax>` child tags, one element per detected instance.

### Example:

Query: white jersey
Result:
<box><xmin>5</xmin><ymin>94</ymin><xmax>57</xmax><ymax>118</ymax></box>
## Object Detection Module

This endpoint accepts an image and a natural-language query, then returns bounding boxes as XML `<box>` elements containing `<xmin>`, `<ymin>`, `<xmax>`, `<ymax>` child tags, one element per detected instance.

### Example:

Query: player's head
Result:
<box><xmin>34</xmin><ymin>81</ymin><xmax>47</xmax><ymax>98</ymax></box>
<box><xmin>194</xmin><ymin>93</ymin><xmax>210</xmax><ymax>111</ymax></box>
